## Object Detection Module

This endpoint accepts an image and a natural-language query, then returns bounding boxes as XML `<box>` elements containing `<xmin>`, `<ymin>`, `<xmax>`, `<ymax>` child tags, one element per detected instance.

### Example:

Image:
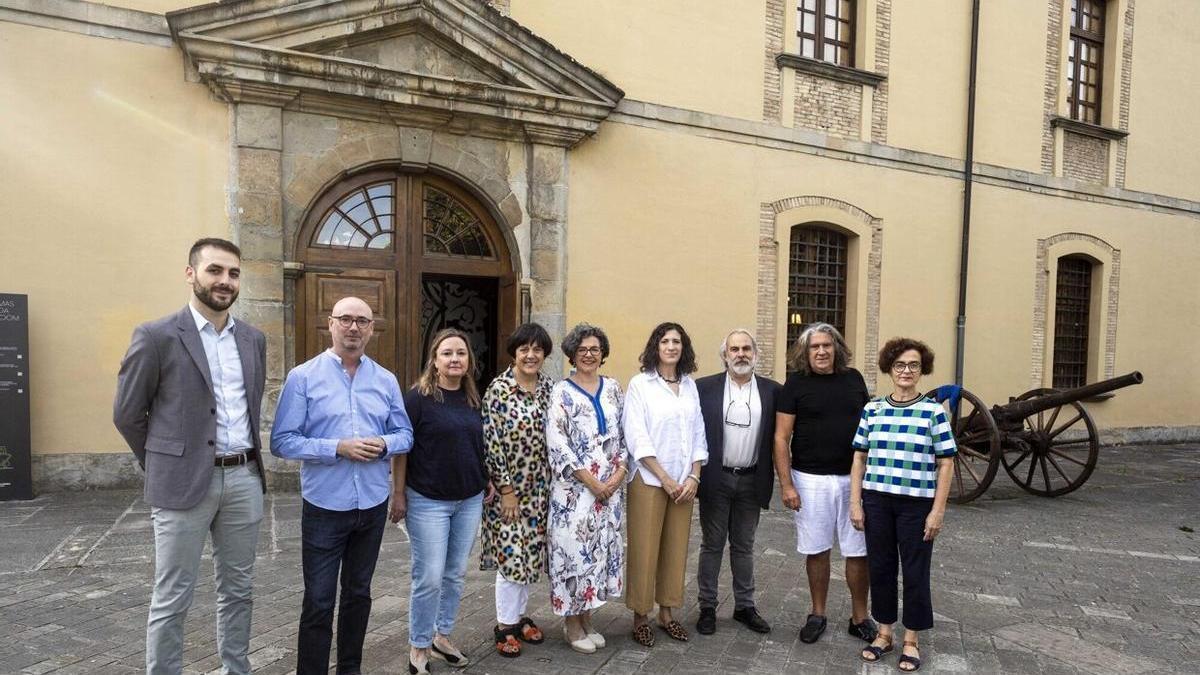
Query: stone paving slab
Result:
<box><xmin>1</xmin><ymin>444</ymin><xmax>1197</xmax><ymax>674</ymax></box>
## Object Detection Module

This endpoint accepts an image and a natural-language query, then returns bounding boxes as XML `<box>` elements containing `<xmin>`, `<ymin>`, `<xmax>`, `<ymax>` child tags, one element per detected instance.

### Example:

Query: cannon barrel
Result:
<box><xmin>992</xmin><ymin>371</ymin><xmax>1143</xmax><ymax>422</ymax></box>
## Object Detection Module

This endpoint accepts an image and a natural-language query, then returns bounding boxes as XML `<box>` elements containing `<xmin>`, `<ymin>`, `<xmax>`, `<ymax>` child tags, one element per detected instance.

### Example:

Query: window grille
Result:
<box><xmin>1053</xmin><ymin>256</ymin><xmax>1093</xmax><ymax>389</ymax></box>
<box><xmin>423</xmin><ymin>186</ymin><xmax>495</xmax><ymax>258</ymax></box>
<box><xmin>787</xmin><ymin>225</ymin><xmax>848</xmax><ymax>350</ymax></box>
<box><xmin>798</xmin><ymin>0</ymin><xmax>855</xmax><ymax>67</ymax></box>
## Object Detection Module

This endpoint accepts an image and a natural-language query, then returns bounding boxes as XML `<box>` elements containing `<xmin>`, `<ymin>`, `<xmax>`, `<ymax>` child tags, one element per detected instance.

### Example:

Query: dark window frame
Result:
<box><xmin>797</xmin><ymin>0</ymin><xmax>856</xmax><ymax>68</ymax></box>
<box><xmin>1067</xmin><ymin>0</ymin><xmax>1106</xmax><ymax>124</ymax></box>
<box><xmin>1052</xmin><ymin>255</ymin><xmax>1094</xmax><ymax>389</ymax></box>
<box><xmin>787</xmin><ymin>224</ymin><xmax>849</xmax><ymax>350</ymax></box>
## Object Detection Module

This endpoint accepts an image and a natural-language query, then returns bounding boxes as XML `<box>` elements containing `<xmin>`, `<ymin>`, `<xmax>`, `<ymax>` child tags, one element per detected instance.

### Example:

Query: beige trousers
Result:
<box><xmin>625</xmin><ymin>473</ymin><xmax>694</xmax><ymax>614</ymax></box>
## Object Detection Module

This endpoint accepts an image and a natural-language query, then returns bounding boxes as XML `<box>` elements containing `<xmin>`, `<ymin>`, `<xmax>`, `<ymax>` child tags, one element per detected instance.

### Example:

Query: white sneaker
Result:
<box><xmin>586</xmin><ymin>631</ymin><xmax>606</xmax><ymax>648</ymax></box>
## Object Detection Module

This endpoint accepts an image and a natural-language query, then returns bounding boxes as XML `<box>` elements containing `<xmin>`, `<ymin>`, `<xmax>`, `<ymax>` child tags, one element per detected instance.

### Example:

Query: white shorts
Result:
<box><xmin>791</xmin><ymin>470</ymin><xmax>867</xmax><ymax>557</ymax></box>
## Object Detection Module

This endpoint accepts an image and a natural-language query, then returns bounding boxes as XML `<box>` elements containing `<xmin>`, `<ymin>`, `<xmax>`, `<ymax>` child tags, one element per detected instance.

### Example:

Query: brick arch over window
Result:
<box><xmin>758</xmin><ymin>196</ymin><xmax>883</xmax><ymax>391</ymax></box>
<box><xmin>1031</xmin><ymin>232</ymin><xmax>1121</xmax><ymax>388</ymax></box>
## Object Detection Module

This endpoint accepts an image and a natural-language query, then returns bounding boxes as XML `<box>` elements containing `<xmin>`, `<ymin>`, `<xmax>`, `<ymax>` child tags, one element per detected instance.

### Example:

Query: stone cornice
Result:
<box><xmin>774</xmin><ymin>53</ymin><xmax>886</xmax><ymax>87</ymax></box>
<box><xmin>612</xmin><ymin>99</ymin><xmax>1200</xmax><ymax>218</ymax></box>
<box><xmin>166</xmin><ymin>0</ymin><xmax>622</xmax><ymax>147</ymax></box>
<box><xmin>0</xmin><ymin>0</ymin><xmax>170</xmax><ymax>46</ymax></box>
<box><xmin>1051</xmin><ymin>116</ymin><xmax>1130</xmax><ymax>142</ymax></box>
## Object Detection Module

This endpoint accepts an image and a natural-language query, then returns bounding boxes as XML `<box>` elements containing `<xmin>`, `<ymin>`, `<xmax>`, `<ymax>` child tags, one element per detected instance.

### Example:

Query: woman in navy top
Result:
<box><xmin>391</xmin><ymin>328</ymin><xmax>487</xmax><ymax>675</ymax></box>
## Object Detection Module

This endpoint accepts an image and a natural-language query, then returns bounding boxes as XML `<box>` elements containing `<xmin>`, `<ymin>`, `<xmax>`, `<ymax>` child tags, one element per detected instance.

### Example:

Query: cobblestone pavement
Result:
<box><xmin>1</xmin><ymin>444</ymin><xmax>1197</xmax><ymax>674</ymax></box>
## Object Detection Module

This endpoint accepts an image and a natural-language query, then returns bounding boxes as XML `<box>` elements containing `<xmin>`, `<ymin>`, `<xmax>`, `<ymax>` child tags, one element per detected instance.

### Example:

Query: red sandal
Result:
<box><xmin>518</xmin><ymin>616</ymin><xmax>545</xmax><ymax>644</ymax></box>
<box><xmin>494</xmin><ymin>625</ymin><xmax>521</xmax><ymax>658</ymax></box>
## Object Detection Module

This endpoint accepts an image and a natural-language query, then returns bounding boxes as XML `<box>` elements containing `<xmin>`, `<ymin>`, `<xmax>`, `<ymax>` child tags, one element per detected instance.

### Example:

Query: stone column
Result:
<box><xmin>527</xmin><ymin>143</ymin><xmax>569</xmax><ymax>376</ymax></box>
<box><xmin>228</xmin><ymin>103</ymin><xmax>287</xmax><ymax>477</ymax></box>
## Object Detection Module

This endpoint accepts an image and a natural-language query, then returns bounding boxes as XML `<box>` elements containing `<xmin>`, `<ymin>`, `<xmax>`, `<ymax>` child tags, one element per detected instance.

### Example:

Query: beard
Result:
<box><xmin>193</xmin><ymin>281</ymin><xmax>238</xmax><ymax>312</ymax></box>
<box><xmin>728</xmin><ymin>359</ymin><xmax>755</xmax><ymax>376</ymax></box>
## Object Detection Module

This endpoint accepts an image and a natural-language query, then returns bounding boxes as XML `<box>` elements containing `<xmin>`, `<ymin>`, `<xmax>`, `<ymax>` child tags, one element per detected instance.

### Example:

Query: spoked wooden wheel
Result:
<box><xmin>1001</xmin><ymin>388</ymin><xmax>1100</xmax><ymax>497</ymax></box>
<box><xmin>936</xmin><ymin>388</ymin><xmax>1001</xmax><ymax>503</ymax></box>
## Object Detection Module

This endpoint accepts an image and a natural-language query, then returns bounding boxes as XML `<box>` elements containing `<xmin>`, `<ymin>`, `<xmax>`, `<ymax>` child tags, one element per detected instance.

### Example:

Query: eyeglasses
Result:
<box><xmin>331</xmin><ymin>315</ymin><xmax>373</xmax><ymax>329</ymax></box>
<box><xmin>576</xmin><ymin>346</ymin><xmax>602</xmax><ymax>356</ymax></box>
<box><xmin>724</xmin><ymin>400</ymin><xmax>752</xmax><ymax>428</ymax></box>
<box><xmin>892</xmin><ymin>361</ymin><xmax>922</xmax><ymax>373</ymax></box>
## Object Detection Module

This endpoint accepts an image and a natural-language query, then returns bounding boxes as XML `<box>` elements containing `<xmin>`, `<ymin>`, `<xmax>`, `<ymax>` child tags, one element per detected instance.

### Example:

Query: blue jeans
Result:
<box><xmin>406</xmin><ymin>488</ymin><xmax>484</xmax><ymax>648</ymax></box>
<box><xmin>298</xmin><ymin>499</ymin><xmax>388</xmax><ymax>675</ymax></box>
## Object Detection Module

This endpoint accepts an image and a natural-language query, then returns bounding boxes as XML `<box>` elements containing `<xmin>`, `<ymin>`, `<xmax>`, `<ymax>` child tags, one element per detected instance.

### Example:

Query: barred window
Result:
<box><xmin>798</xmin><ymin>0</ymin><xmax>855</xmax><ymax>67</ymax></box>
<box><xmin>1053</xmin><ymin>256</ymin><xmax>1093</xmax><ymax>389</ymax></box>
<box><xmin>1068</xmin><ymin>0</ymin><xmax>1105</xmax><ymax>123</ymax></box>
<box><xmin>787</xmin><ymin>225</ymin><xmax>848</xmax><ymax>349</ymax></box>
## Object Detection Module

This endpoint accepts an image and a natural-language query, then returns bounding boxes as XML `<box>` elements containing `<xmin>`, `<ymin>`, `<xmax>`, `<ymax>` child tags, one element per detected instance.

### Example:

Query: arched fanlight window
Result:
<box><xmin>423</xmin><ymin>185</ymin><xmax>495</xmax><ymax>258</ymax></box>
<box><xmin>311</xmin><ymin>182</ymin><xmax>395</xmax><ymax>250</ymax></box>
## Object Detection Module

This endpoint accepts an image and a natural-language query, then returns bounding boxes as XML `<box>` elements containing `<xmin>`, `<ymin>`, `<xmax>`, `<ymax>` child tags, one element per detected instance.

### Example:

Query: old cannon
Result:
<box><xmin>931</xmin><ymin>371</ymin><xmax>1144</xmax><ymax>503</ymax></box>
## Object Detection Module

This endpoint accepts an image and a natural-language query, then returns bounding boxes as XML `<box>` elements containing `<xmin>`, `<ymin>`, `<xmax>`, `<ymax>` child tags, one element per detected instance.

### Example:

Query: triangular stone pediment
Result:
<box><xmin>166</xmin><ymin>0</ymin><xmax>623</xmax><ymax>146</ymax></box>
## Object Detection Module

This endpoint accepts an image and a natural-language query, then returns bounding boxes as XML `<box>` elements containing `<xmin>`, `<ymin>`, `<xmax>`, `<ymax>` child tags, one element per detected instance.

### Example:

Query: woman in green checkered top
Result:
<box><xmin>848</xmin><ymin>337</ymin><xmax>956</xmax><ymax>672</ymax></box>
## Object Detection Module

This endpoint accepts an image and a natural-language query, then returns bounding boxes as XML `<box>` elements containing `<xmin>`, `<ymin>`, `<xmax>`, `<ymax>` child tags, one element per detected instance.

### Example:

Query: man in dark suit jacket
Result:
<box><xmin>694</xmin><ymin>329</ymin><xmax>780</xmax><ymax>635</ymax></box>
<box><xmin>114</xmin><ymin>238</ymin><xmax>267</xmax><ymax>675</ymax></box>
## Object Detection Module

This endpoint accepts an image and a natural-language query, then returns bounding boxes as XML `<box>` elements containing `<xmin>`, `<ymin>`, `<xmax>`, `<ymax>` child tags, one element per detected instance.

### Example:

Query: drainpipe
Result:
<box><xmin>955</xmin><ymin>0</ymin><xmax>981</xmax><ymax>386</ymax></box>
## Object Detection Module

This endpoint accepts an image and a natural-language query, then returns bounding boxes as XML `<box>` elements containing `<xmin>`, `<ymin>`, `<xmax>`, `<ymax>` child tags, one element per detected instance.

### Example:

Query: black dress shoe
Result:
<box><xmin>696</xmin><ymin>607</ymin><xmax>717</xmax><ymax>635</ymax></box>
<box><xmin>732</xmin><ymin>607</ymin><xmax>771</xmax><ymax>634</ymax></box>
<box><xmin>848</xmin><ymin>617</ymin><xmax>879</xmax><ymax>642</ymax></box>
<box><xmin>799</xmin><ymin>614</ymin><xmax>827</xmax><ymax>643</ymax></box>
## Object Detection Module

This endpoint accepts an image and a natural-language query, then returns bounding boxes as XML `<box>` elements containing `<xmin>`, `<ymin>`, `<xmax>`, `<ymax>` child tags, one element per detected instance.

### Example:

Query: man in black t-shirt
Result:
<box><xmin>773</xmin><ymin>323</ymin><xmax>877</xmax><ymax>645</ymax></box>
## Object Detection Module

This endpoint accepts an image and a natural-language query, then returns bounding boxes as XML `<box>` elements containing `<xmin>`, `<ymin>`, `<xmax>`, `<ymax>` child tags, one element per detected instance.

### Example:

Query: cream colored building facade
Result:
<box><xmin>1</xmin><ymin>0</ymin><xmax>1196</xmax><ymax>490</ymax></box>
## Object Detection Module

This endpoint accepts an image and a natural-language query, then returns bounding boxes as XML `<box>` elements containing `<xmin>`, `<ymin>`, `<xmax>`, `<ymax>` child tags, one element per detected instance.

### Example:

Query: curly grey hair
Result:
<box><xmin>561</xmin><ymin>323</ymin><xmax>611</xmax><ymax>367</ymax></box>
<box><xmin>787</xmin><ymin>322</ymin><xmax>852</xmax><ymax>375</ymax></box>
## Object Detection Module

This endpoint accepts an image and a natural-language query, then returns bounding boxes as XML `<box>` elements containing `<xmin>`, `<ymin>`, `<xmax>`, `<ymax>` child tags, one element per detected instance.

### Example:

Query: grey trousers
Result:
<box><xmin>147</xmin><ymin>461</ymin><xmax>263</xmax><ymax>675</ymax></box>
<box><xmin>697</xmin><ymin>470</ymin><xmax>761</xmax><ymax>611</ymax></box>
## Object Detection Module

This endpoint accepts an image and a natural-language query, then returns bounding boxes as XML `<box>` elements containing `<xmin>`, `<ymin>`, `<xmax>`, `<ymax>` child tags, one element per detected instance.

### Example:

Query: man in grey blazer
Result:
<box><xmin>114</xmin><ymin>238</ymin><xmax>267</xmax><ymax>675</ymax></box>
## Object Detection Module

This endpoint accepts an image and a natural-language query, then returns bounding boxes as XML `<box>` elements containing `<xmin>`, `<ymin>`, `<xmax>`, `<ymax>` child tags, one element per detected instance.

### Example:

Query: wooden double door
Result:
<box><xmin>295</xmin><ymin>170</ymin><xmax>516</xmax><ymax>389</ymax></box>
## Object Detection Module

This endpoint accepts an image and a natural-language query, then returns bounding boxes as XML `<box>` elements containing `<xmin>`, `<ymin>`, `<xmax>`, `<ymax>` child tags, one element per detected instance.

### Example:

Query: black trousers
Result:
<box><xmin>862</xmin><ymin>491</ymin><xmax>935</xmax><ymax>631</ymax></box>
<box><xmin>697</xmin><ymin>470</ymin><xmax>761</xmax><ymax>610</ymax></box>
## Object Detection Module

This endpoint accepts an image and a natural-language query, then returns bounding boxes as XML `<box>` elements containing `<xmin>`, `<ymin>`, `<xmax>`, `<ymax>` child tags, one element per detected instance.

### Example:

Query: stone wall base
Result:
<box><xmin>25</xmin><ymin>429</ymin><xmax>1200</xmax><ymax>494</ymax></box>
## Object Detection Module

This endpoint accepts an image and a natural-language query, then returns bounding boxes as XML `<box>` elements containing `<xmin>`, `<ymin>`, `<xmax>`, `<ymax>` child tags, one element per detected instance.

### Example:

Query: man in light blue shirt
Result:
<box><xmin>272</xmin><ymin>296</ymin><xmax>413</xmax><ymax>675</ymax></box>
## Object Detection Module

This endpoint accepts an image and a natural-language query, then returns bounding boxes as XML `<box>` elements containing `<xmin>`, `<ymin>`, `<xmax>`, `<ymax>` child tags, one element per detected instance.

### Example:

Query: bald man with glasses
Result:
<box><xmin>693</xmin><ymin>329</ymin><xmax>780</xmax><ymax>635</ymax></box>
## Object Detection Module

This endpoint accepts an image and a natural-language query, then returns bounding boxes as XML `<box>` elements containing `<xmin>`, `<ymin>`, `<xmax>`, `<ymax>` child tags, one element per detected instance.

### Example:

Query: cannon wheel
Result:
<box><xmin>1001</xmin><ymin>388</ymin><xmax>1100</xmax><ymax>497</ymax></box>
<box><xmin>938</xmin><ymin>388</ymin><xmax>1001</xmax><ymax>503</ymax></box>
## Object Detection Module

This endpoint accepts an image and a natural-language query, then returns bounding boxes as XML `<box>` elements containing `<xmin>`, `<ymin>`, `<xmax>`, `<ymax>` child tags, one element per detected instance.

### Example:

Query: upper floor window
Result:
<box><xmin>1068</xmin><ymin>0</ymin><xmax>1105</xmax><ymax>123</ymax></box>
<box><xmin>1053</xmin><ymin>255</ymin><xmax>1093</xmax><ymax>389</ymax></box>
<box><xmin>798</xmin><ymin>0</ymin><xmax>855</xmax><ymax>67</ymax></box>
<box><xmin>787</xmin><ymin>224</ymin><xmax>848</xmax><ymax>350</ymax></box>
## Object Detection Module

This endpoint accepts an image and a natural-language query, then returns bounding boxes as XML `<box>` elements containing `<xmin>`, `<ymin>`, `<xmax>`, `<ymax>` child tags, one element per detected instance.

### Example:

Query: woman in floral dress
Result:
<box><xmin>546</xmin><ymin>323</ymin><xmax>627</xmax><ymax>654</ymax></box>
<box><xmin>479</xmin><ymin>323</ymin><xmax>555</xmax><ymax>658</ymax></box>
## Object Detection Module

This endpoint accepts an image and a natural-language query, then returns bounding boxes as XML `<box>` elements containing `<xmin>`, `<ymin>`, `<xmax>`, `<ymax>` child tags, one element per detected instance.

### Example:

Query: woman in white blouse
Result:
<box><xmin>622</xmin><ymin>322</ymin><xmax>708</xmax><ymax>647</ymax></box>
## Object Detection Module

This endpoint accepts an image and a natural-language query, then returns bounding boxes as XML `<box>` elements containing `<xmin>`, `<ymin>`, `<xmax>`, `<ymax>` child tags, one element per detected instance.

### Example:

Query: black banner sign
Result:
<box><xmin>0</xmin><ymin>293</ymin><xmax>32</xmax><ymax>500</ymax></box>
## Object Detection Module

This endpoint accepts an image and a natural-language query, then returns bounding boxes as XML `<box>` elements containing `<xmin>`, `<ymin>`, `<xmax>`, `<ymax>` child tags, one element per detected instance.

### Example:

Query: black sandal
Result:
<box><xmin>494</xmin><ymin>625</ymin><xmax>521</xmax><ymax>658</ymax></box>
<box><xmin>898</xmin><ymin>641</ymin><xmax>921</xmax><ymax>672</ymax></box>
<box><xmin>861</xmin><ymin>635</ymin><xmax>894</xmax><ymax>663</ymax></box>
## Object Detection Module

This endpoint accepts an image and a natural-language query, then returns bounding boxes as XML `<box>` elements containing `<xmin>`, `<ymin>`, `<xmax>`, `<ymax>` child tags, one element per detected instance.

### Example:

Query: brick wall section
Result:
<box><xmin>869</xmin><ymin>0</ymin><xmax>892</xmax><ymax>143</ymax></box>
<box><xmin>1040</xmin><ymin>0</ymin><xmax>1063</xmax><ymax>174</ymax></box>
<box><xmin>756</xmin><ymin>203</ymin><xmax>780</xmax><ymax>375</ymax></box>
<box><xmin>794</xmin><ymin>72</ymin><xmax>862</xmax><ymax>139</ymax></box>
<box><xmin>1031</xmin><ymin>233</ymin><xmax>1120</xmax><ymax>388</ymax></box>
<box><xmin>763</xmin><ymin>0</ymin><xmax>785</xmax><ymax>123</ymax></box>
<box><xmin>1063</xmin><ymin>131</ymin><xmax>1109</xmax><ymax>183</ymax></box>
<box><xmin>1114</xmin><ymin>0</ymin><xmax>1136</xmax><ymax>187</ymax></box>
